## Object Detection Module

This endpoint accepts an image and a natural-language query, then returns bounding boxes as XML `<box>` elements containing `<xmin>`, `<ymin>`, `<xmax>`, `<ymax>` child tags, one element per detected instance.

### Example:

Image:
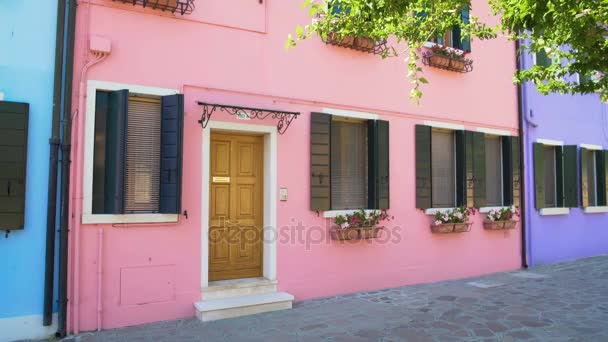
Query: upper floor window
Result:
<box><xmin>310</xmin><ymin>113</ymin><xmax>389</xmax><ymax>211</ymax></box>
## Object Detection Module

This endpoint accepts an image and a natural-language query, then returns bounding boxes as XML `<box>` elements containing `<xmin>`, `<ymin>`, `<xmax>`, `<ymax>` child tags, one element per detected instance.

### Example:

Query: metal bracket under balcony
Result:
<box><xmin>197</xmin><ymin>102</ymin><xmax>300</xmax><ymax>134</ymax></box>
<box><xmin>112</xmin><ymin>0</ymin><xmax>195</xmax><ymax>15</ymax></box>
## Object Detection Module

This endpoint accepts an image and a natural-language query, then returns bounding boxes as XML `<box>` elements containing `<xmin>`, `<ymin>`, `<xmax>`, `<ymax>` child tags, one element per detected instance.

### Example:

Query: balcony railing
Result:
<box><xmin>112</xmin><ymin>0</ymin><xmax>195</xmax><ymax>15</ymax></box>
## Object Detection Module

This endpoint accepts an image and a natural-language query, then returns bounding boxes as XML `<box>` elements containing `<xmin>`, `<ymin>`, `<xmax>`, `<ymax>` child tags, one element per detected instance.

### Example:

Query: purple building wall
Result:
<box><xmin>521</xmin><ymin>52</ymin><xmax>608</xmax><ymax>266</ymax></box>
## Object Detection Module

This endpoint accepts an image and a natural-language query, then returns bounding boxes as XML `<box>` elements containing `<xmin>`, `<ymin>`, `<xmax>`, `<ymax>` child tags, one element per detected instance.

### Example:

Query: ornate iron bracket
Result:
<box><xmin>197</xmin><ymin>102</ymin><xmax>300</xmax><ymax>134</ymax></box>
<box><xmin>112</xmin><ymin>0</ymin><xmax>196</xmax><ymax>15</ymax></box>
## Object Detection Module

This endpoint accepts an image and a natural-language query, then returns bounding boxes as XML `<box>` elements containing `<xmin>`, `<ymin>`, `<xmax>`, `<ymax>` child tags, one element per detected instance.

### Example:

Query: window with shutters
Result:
<box><xmin>581</xmin><ymin>147</ymin><xmax>608</xmax><ymax>208</ymax></box>
<box><xmin>534</xmin><ymin>49</ymin><xmax>552</xmax><ymax>68</ymax></box>
<box><xmin>310</xmin><ymin>113</ymin><xmax>389</xmax><ymax>212</ymax></box>
<box><xmin>431</xmin><ymin>129</ymin><xmax>456</xmax><ymax>208</ymax></box>
<box><xmin>85</xmin><ymin>82</ymin><xmax>184</xmax><ymax>223</ymax></box>
<box><xmin>533</xmin><ymin>142</ymin><xmax>578</xmax><ymax>212</ymax></box>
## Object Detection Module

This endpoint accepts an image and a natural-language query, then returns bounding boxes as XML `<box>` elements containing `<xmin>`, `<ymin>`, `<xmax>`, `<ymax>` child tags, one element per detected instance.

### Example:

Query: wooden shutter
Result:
<box><xmin>562</xmin><ymin>145</ymin><xmax>579</xmax><ymax>207</ymax></box>
<box><xmin>103</xmin><ymin>90</ymin><xmax>129</xmax><ymax>214</ymax></box>
<box><xmin>368</xmin><ymin>120</ymin><xmax>389</xmax><ymax>209</ymax></box>
<box><xmin>92</xmin><ymin>91</ymin><xmax>109</xmax><ymax>214</ymax></box>
<box><xmin>502</xmin><ymin>136</ymin><xmax>522</xmax><ymax>206</ymax></box>
<box><xmin>533</xmin><ymin>143</ymin><xmax>546</xmax><ymax>209</ymax></box>
<box><xmin>0</xmin><ymin>101</ymin><xmax>29</xmax><ymax>230</ymax></box>
<box><xmin>463</xmin><ymin>130</ymin><xmax>475</xmax><ymax>207</ymax></box>
<box><xmin>602</xmin><ymin>150</ymin><xmax>608</xmax><ymax>206</ymax></box>
<box><xmin>555</xmin><ymin>146</ymin><xmax>564</xmax><ymax>207</ymax></box>
<box><xmin>580</xmin><ymin>147</ymin><xmax>591</xmax><ymax>207</ymax></box>
<box><xmin>536</xmin><ymin>49</ymin><xmax>552</xmax><ymax>67</ymax></box>
<box><xmin>454</xmin><ymin>6</ymin><xmax>471</xmax><ymax>52</ymax></box>
<box><xmin>159</xmin><ymin>94</ymin><xmax>184</xmax><ymax>214</ymax></box>
<box><xmin>415</xmin><ymin>125</ymin><xmax>432</xmax><ymax>208</ymax></box>
<box><xmin>455</xmin><ymin>131</ymin><xmax>466</xmax><ymax>206</ymax></box>
<box><xmin>470</xmin><ymin>131</ymin><xmax>486</xmax><ymax>207</ymax></box>
<box><xmin>311</xmin><ymin>113</ymin><xmax>331</xmax><ymax>211</ymax></box>
<box><xmin>596</xmin><ymin>150</ymin><xmax>607</xmax><ymax>206</ymax></box>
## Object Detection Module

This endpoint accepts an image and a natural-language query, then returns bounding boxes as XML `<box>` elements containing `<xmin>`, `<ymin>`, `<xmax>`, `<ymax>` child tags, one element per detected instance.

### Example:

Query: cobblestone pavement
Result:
<box><xmin>59</xmin><ymin>256</ymin><xmax>608</xmax><ymax>342</ymax></box>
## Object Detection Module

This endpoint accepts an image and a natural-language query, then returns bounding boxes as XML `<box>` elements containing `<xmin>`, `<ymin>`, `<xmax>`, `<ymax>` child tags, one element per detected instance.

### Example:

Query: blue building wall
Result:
<box><xmin>0</xmin><ymin>0</ymin><xmax>58</xmax><ymax>338</ymax></box>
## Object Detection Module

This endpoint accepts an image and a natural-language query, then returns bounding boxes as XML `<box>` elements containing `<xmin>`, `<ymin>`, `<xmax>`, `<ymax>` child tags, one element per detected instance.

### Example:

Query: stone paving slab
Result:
<box><xmin>33</xmin><ymin>256</ymin><xmax>608</xmax><ymax>342</ymax></box>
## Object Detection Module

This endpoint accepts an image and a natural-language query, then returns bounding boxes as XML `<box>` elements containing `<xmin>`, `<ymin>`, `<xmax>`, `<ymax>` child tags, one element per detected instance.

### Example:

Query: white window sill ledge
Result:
<box><xmin>479</xmin><ymin>206</ymin><xmax>511</xmax><ymax>213</ymax></box>
<box><xmin>584</xmin><ymin>206</ymin><xmax>608</xmax><ymax>214</ymax></box>
<box><xmin>322</xmin><ymin>209</ymin><xmax>377</xmax><ymax>218</ymax></box>
<box><xmin>539</xmin><ymin>208</ymin><xmax>570</xmax><ymax>216</ymax></box>
<box><xmin>82</xmin><ymin>214</ymin><xmax>179</xmax><ymax>225</ymax></box>
<box><xmin>424</xmin><ymin>208</ymin><xmax>456</xmax><ymax>215</ymax></box>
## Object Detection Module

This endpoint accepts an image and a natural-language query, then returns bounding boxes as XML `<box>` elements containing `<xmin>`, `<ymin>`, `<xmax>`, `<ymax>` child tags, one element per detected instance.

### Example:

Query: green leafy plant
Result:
<box><xmin>334</xmin><ymin>209</ymin><xmax>392</xmax><ymax>229</ymax></box>
<box><xmin>433</xmin><ymin>206</ymin><xmax>475</xmax><ymax>225</ymax></box>
<box><xmin>288</xmin><ymin>0</ymin><xmax>608</xmax><ymax>102</ymax></box>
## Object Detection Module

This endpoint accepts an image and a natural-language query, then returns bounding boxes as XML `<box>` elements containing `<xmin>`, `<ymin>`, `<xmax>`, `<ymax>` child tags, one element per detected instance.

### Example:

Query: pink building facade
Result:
<box><xmin>68</xmin><ymin>0</ymin><xmax>522</xmax><ymax>333</ymax></box>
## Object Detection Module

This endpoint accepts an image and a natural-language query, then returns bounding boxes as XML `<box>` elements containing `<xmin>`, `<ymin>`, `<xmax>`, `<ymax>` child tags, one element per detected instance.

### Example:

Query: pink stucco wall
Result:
<box><xmin>69</xmin><ymin>0</ymin><xmax>521</xmax><ymax>332</ymax></box>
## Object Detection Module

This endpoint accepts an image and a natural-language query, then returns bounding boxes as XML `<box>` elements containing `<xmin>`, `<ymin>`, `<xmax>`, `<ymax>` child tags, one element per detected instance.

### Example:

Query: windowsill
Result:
<box><xmin>424</xmin><ymin>208</ymin><xmax>456</xmax><ymax>215</ymax></box>
<box><xmin>583</xmin><ymin>206</ymin><xmax>608</xmax><ymax>214</ymax></box>
<box><xmin>479</xmin><ymin>206</ymin><xmax>511</xmax><ymax>213</ymax></box>
<box><xmin>82</xmin><ymin>213</ymin><xmax>179</xmax><ymax>225</ymax></box>
<box><xmin>322</xmin><ymin>209</ymin><xmax>377</xmax><ymax>218</ymax></box>
<box><xmin>423</xmin><ymin>41</ymin><xmax>465</xmax><ymax>54</ymax></box>
<box><xmin>539</xmin><ymin>208</ymin><xmax>570</xmax><ymax>216</ymax></box>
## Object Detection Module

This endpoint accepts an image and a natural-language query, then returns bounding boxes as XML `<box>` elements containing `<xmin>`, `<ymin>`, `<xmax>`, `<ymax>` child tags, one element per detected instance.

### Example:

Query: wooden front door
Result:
<box><xmin>209</xmin><ymin>132</ymin><xmax>264</xmax><ymax>281</ymax></box>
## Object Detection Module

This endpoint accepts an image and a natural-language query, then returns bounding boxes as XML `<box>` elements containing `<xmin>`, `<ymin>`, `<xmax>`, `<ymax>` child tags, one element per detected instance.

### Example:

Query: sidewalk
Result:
<box><xmin>55</xmin><ymin>256</ymin><xmax>608</xmax><ymax>341</ymax></box>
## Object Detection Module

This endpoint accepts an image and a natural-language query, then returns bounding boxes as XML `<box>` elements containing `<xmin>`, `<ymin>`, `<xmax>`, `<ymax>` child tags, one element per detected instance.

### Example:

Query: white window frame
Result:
<box><xmin>82</xmin><ymin>80</ymin><xmax>180</xmax><ymax>224</ymax></box>
<box><xmin>478</xmin><ymin>129</ymin><xmax>513</xmax><ymax>212</ymax></box>
<box><xmin>535</xmin><ymin>139</ymin><xmax>567</xmax><ymax>215</ymax></box>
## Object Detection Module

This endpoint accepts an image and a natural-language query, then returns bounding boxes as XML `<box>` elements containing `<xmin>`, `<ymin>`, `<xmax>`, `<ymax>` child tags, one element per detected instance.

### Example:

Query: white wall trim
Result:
<box><xmin>201</xmin><ymin>121</ymin><xmax>277</xmax><ymax>290</ymax></box>
<box><xmin>423</xmin><ymin>121</ymin><xmax>465</xmax><ymax>131</ymax></box>
<box><xmin>322</xmin><ymin>107</ymin><xmax>378</xmax><ymax>120</ymax></box>
<box><xmin>476</xmin><ymin>127</ymin><xmax>513</xmax><ymax>136</ymax></box>
<box><xmin>536</xmin><ymin>138</ymin><xmax>564</xmax><ymax>146</ymax></box>
<box><xmin>82</xmin><ymin>80</ymin><xmax>179</xmax><ymax>222</ymax></box>
<box><xmin>424</xmin><ymin>208</ymin><xmax>456</xmax><ymax>215</ymax></box>
<box><xmin>479</xmin><ymin>206</ymin><xmax>512</xmax><ymax>213</ymax></box>
<box><xmin>580</xmin><ymin>143</ymin><xmax>603</xmax><ymax>150</ymax></box>
<box><xmin>322</xmin><ymin>209</ymin><xmax>378</xmax><ymax>218</ymax></box>
<box><xmin>584</xmin><ymin>206</ymin><xmax>608</xmax><ymax>214</ymax></box>
<box><xmin>539</xmin><ymin>207</ymin><xmax>570</xmax><ymax>216</ymax></box>
<box><xmin>0</xmin><ymin>313</ymin><xmax>57</xmax><ymax>341</ymax></box>
<box><xmin>82</xmin><ymin>214</ymin><xmax>178</xmax><ymax>224</ymax></box>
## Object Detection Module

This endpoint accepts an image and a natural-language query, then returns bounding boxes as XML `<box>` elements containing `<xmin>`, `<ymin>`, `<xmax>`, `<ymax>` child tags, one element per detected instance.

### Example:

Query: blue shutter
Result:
<box><xmin>367</xmin><ymin>120</ymin><xmax>390</xmax><ymax>209</ymax></box>
<box><xmin>159</xmin><ymin>94</ymin><xmax>184</xmax><ymax>214</ymax></box>
<box><xmin>459</xmin><ymin>6</ymin><xmax>470</xmax><ymax>52</ymax></box>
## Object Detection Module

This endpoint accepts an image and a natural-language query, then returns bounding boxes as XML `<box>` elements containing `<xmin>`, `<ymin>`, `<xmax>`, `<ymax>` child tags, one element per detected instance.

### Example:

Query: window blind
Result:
<box><xmin>543</xmin><ymin>146</ymin><xmax>557</xmax><ymax>208</ymax></box>
<box><xmin>432</xmin><ymin>130</ymin><xmax>455</xmax><ymax>207</ymax></box>
<box><xmin>485</xmin><ymin>135</ymin><xmax>502</xmax><ymax>206</ymax></box>
<box><xmin>125</xmin><ymin>96</ymin><xmax>161</xmax><ymax>213</ymax></box>
<box><xmin>331</xmin><ymin>120</ymin><xmax>368</xmax><ymax>210</ymax></box>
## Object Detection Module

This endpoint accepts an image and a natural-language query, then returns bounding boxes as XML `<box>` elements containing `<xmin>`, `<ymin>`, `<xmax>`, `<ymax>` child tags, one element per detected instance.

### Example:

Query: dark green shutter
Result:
<box><xmin>580</xmin><ymin>147</ymin><xmax>590</xmax><ymax>207</ymax></box>
<box><xmin>597</xmin><ymin>150</ymin><xmax>607</xmax><ymax>206</ymax></box>
<box><xmin>159</xmin><ymin>94</ymin><xmax>184</xmax><ymax>214</ymax></box>
<box><xmin>603</xmin><ymin>150</ymin><xmax>608</xmax><ymax>206</ymax></box>
<box><xmin>502</xmin><ymin>136</ymin><xmax>521</xmax><ymax>206</ymax></box>
<box><xmin>0</xmin><ymin>101</ymin><xmax>29</xmax><ymax>230</ymax></box>
<box><xmin>533</xmin><ymin>143</ymin><xmax>546</xmax><ymax>209</ymax></box>
<box><xmin>415</xmin><ymin>125</ymin><xmax>432</xmax><ymax>209</ymax></box>
<box><xmin>311</xmin><ymin>113</ymin><xmax>331</xmax><ymax>211</ymax></box>
<box><xmin>92</xmin><ymin>90</ymin><xmax>128</xmax><ymax>214</ymax></box>
<box><xmin>562</xmin><ymin>145</ymin><xmax>579</xmax><ymax>208</ymax></box>
<box><xmin>471</xmin><ymin>131</ymin><xmax>486</xmax><ymax>207</ymax></box>
<box><xmin>464</xmin><ymin>130</ymin><xmax>475</xmax><ymax>207</ymax></box>
<box><xmin>555</xmin><ymin>146</ymin><xmax>564</xmax><ymax>207</ymax></box>
<box><xmin>455</xmin><ymin>131</ymin><xmax>466</xmax><ymax>206</ymax></box>
<box><xmin>459</xmin><ymin>6</ymin><xmax>471</xmax><ymax>52</ymax></box>
<box><xmin>536</xmin><ymin>49</ymin><xmax>552</xmax><ymax>67</ymax></box>
<box><xmin>368</xmin><ymin>120</ymin><xmax>389</xmax><ymax>209</ymax></box>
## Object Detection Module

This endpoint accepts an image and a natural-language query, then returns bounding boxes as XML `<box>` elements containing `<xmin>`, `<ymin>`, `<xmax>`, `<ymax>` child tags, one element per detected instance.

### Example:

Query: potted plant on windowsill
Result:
<box><xmin>423</xmin><ymin>45</ymin><xmax>473</xmax><ymax>73</ymax></box>
<box><xmin>331</xmin><ymin>209</ymin><xmax>392</xmax><ymax>240</ymax></box>
<box><xmin>432</xmin><ymin>206</ymin><xmax>475</xmax><ymax>234</ymax></box>
<box><xmin>483</xmin><ymin>206</ymin><xmax>519</xmax><ymax>230</ymax></box>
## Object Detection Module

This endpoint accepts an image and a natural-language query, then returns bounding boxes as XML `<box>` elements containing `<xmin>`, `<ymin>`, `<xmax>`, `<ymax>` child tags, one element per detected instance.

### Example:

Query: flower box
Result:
<box><xmin>430</xmin><ymin>222</ymin><xmax>472</xmax><ymax>234</ymax></box>
<box><xmin>449</xmin><ymin>59</ymin><xmax>466</xmax><ymax>71</ymax></box>
<box><xmin>422</xmin><ymin>47</ymin><xmax>473</xmax><ymax>73</ymax></box>
<box><xmin>429</xmin><ymin>54</ymin><xmax>451</xmax><ymax>68</ymax></box>
<box><xmin>323</xmin><ymin>32</ymin><xmax>388</xmax><ymax>55</ymax></box>
<box><xmin>483</xmin><ymin>220</ymin><xmax>517</xmax><ymax>230</ymax></box>
<box><xmin>330</xmin><ymin>226</ymin><xmax>384</xmax><ymax>240</ymax></box>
